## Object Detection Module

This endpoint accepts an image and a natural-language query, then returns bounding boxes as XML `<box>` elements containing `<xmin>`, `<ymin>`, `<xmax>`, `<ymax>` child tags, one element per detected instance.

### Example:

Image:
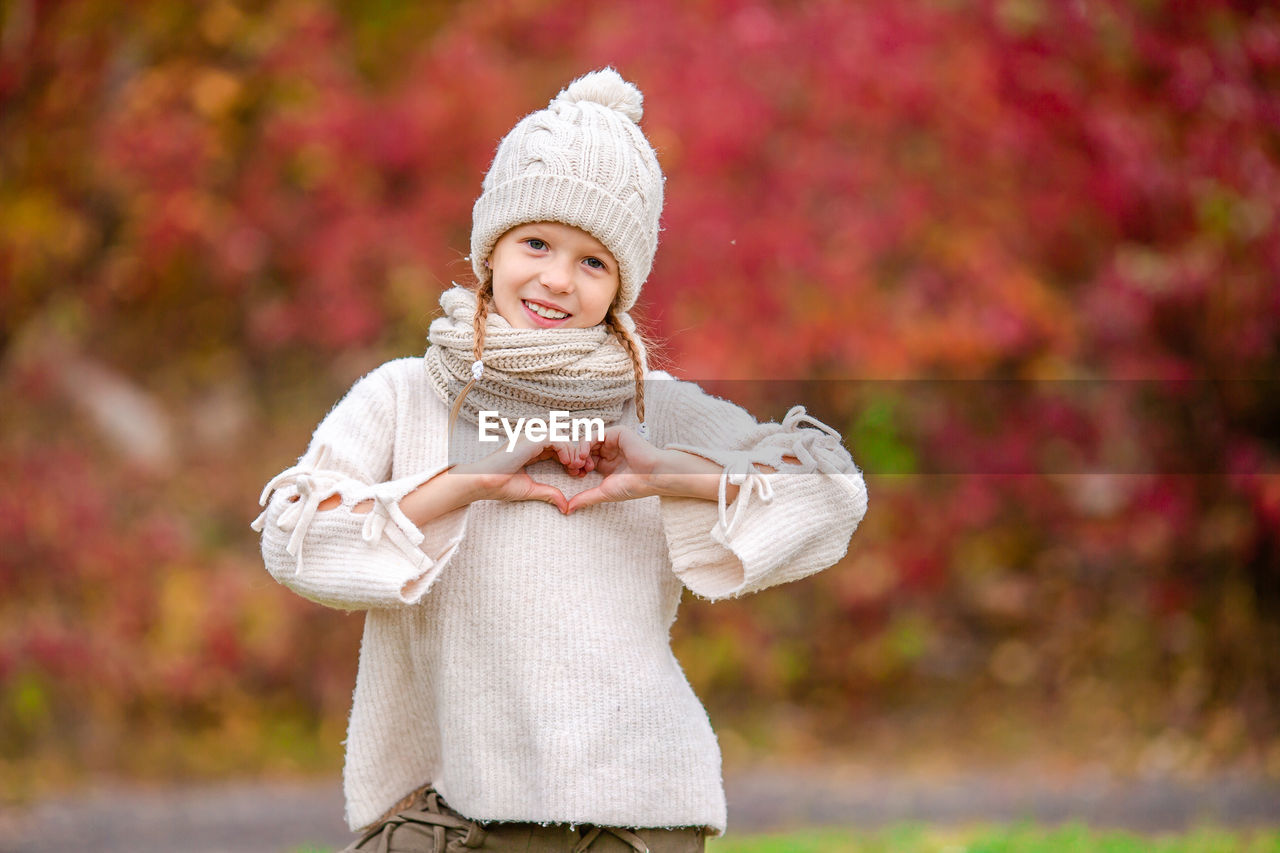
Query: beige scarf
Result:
<box><xmin>423</xmin><ymin>286</ymin><xmax>643</xmax><ymax>426</ymax></box>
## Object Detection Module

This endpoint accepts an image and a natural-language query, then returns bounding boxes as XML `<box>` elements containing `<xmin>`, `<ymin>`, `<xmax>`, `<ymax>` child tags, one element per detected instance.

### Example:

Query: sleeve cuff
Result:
<box><xmin>659</xmin><ymin>407</ymin><xmax>868</xmax><ymax>600</ymax></box>
<box><xmin>253</xmin><ymin>459</ymin><xmax>470</xmax><ymax>609</ymax></box>
<box><xmin>661</xmin><ymin>468</ymin><xmax>865</xmax><ymax>600</ymax></box>
<box><xmin>658</xmin><ymin>442</ymin><xmax>776</xmax><ymax>599</ymax></box>
<box><xmin>659</xmin><ymin>494</ymin><xmax>746</xmax><ymax>599</ymax></box>
<box><xmin>346</xmin><ymin>470</ymin><xmax>470</xmax><ymax>604</ymax></box>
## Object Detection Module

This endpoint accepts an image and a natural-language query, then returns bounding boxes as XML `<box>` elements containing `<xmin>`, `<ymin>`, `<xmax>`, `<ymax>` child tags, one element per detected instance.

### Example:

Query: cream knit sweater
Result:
<box><xmin>254</xmin><ymin>357</ymin><xmax>868</xmax><ymax>834</ymax></box>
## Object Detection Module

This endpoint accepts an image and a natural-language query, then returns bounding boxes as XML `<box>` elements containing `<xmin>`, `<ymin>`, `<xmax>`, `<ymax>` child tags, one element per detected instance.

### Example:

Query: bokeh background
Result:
<box><xmin>2</xmin><ymin>0</ymin><xmax>1278</xmax><ymax>801</ymax></box>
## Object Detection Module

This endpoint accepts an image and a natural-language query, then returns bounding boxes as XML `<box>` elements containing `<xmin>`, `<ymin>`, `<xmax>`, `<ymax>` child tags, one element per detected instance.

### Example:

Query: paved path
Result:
<box><xmin>2</xmin><ymin>768</ymin><xmax>1277</xmax><ymax>852</ymax></box>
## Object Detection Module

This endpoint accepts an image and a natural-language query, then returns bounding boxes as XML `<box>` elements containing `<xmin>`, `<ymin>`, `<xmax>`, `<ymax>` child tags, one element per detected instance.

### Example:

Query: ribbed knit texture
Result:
<box><xmin>255</xmin><ymin>359</ymin><xmax>868</xmax><ymax>835</ymax></box>
<box><xmin>470</xmin><ymin>69</ymin><xmax>664</xmax><ymax>311</ymax></box>
<box><xmin>423</xmin><ymin>286</ymin><xmax>642</xmax><ymax>425</ymax></box>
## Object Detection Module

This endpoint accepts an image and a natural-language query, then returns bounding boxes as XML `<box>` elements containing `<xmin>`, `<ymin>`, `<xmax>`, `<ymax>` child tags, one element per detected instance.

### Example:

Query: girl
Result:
<box><xmin>254</xmin><ymin>68</ymin><xmax>867</xmax><ymax>853</ymax></box>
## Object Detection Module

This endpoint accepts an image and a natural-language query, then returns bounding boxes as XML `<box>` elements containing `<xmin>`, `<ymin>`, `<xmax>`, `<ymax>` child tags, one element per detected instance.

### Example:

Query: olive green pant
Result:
<box><xmin>343</xmin><ymin>787</ymin><xmax>705</xmax><ymax>853</ymax></box>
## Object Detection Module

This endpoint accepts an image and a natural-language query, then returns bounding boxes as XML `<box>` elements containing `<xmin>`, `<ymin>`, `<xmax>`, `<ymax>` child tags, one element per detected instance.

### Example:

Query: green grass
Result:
<box><xmin>291</xmin><ymin>823</ymin><xmax>1280</xmax><ymax>853</ymax></box>
<box><xmin>702</xmin><ymin>822</ymin><xmax>1280</xmax><ymax>852</ymax></box>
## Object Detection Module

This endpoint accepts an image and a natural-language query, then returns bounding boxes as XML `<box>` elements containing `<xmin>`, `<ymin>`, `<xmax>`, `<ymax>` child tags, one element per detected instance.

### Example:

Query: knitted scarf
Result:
<box><xmin>423</xmin><ymin>286</ymin><xmax>643</xmax><ymax>426</ymax></box>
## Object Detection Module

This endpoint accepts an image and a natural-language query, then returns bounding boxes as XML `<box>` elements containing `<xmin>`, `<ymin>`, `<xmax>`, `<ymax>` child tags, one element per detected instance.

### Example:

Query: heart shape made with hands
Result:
<box><xmin>485</xmin><ymin>425</ymin><xmax>665</xmax><ymax>516</ymax></box>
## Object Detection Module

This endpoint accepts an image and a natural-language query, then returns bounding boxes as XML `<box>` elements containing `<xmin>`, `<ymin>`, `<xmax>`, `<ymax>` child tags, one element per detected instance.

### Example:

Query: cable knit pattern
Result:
<box><xmin>424</xmin><ymin>286</ymin><xmax>642</xmax><ymax>425</ymax></box>
<box><xmin>254</xmin><ymin>359</ymin><xmax>867</xmax><ymax>836</ymax></box>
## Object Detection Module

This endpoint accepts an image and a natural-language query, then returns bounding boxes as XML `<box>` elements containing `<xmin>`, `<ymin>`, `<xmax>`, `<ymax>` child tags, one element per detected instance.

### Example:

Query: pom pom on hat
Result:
<box><xmin>470</xmin><ymin>68</ymin><xmax>665</xmax><ymax>313</ymax></box>
<box><xmin>553</xmin><ymin>68</ymin><xmax>643</xmax><ymax>123</ymax></box>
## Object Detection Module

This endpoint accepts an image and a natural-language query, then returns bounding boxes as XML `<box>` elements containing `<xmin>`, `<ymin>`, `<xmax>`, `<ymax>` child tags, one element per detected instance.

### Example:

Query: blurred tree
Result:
<box><xmin>1</xmin><ymin>0</ymin><xmax>1277</xmax><ymax>784</ymax></box>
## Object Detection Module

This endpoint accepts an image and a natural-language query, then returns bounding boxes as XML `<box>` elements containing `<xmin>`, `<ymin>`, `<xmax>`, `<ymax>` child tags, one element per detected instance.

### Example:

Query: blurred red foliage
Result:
<box><xmin>1</xmin><ymin>0</ymin><xmax>1277</xmax><ymax>781</ymax></box>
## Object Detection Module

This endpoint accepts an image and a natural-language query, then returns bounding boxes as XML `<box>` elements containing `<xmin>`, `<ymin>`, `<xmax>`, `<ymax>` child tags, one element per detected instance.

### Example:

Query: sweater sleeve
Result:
<box><xmin>650</xmin><ymin>376</ymin><xmax>868</xmax><ymax>600</ymax></box>
<box><xmin>250</xmin><ymin>367</ymin><xmax>468</xmax><ymax>610</ymax></box>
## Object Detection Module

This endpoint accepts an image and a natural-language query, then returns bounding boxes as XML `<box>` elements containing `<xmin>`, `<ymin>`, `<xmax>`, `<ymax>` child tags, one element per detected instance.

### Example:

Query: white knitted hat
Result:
<box><xmin>470</xmin><ymin>68</ymin><xmax>665</xmax><ymax>313</ymax></box>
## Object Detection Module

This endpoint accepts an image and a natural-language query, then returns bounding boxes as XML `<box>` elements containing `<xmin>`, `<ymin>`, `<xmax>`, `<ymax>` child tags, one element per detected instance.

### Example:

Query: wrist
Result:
<box><xmin>398</xmin><ymin>465</ymin><xmax>485</xmax><ymax>526</ymax></box>
<box><xmin>654</xmin><ymin>449</ymin><xmax>736</xmax><ymax>503</ymax></box>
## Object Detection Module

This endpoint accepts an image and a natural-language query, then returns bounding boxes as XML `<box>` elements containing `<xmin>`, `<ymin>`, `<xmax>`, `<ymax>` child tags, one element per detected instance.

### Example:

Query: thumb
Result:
<box><xmin>525</xmin><ymin>481</ymin><xmax>569</xmax><ymax>514</ymax></box>
<box><xmin>566</xmin><ymin>485</ymin><xmax>615</xmax><ymax>515</ymax></box>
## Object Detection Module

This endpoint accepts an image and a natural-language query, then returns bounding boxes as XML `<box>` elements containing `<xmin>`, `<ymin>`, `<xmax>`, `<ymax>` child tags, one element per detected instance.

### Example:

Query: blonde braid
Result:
<box><xmin>448</xmin><ymin>280</ymin><xmax>493</xmax><ymax>439</ymax></box>
<box><xmin>471</xmin><ymin>279</ymin><xmax>493</xmax><ymax>363</ymax></box>
<box><xmin>606</xmin><ymin>308</ymin><xmax>647</xmax><ymax>428</ymax></box>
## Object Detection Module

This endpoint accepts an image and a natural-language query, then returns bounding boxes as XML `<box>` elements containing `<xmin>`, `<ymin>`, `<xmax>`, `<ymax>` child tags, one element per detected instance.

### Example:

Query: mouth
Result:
<box><xmin>522</xmin><ymin>298</ymin><xmax>572</xmax><ymax>327</ymax></box>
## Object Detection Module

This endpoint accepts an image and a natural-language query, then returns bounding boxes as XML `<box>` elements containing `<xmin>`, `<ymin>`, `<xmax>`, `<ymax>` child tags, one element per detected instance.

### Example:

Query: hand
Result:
<box><xmin>550</xmin><ymin>437</ymin><xmax>596</xmax><ymax>478</ymax></box>
<box><xmin>565</xmin><ymin>426</ymin><xmax>666</xmax><ymax>515</ymax></box>
<box><xmin>328</xmin><ymin>429</ymin><xmax>728</xmax><ymax>525</ymax></box>
<box><xmin>451</xmin><ymin>435</ymin><xmax>585</xmax><ymax>513</ymax></box>
<box><xmin>317</xmin><ymin>437</ymin><xmax>603</xmax><ymax>523</ymax></box>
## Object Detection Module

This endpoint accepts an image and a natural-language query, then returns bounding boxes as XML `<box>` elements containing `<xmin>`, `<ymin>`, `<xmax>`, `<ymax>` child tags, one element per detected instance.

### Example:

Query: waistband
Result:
<box><xmin>351</xmin><ymin>785</ymin><xmax>702</xmax><ymax>853</ymax></box>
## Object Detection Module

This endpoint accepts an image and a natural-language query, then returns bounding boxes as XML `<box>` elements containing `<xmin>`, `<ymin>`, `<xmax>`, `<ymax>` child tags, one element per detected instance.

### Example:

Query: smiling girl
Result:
<box><xmin>490</xmin><ymin>222</ymin><xmax>618</xmax><ymax>329</ymax></box>
<box><xmin>253</xmin><ymin>68</ymin><xmax>867</xmax><ymax>853</ymax></box>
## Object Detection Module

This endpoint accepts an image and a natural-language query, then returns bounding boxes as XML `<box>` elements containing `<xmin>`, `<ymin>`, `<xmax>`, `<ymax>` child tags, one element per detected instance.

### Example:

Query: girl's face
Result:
<box><xmin>488</xmin><ymin>222</ymin><xmax>620</xmax><ymax>329</ymax></box>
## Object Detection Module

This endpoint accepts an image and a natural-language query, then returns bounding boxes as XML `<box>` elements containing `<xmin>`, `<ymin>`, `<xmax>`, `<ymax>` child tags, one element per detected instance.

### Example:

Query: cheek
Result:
<box><xmin>597</xmin><ymin>276</ymin><xmax>621</xmax><ymax>309</ymax></box>
<box><xmin>491</xmin><ymin>269</ymin><xmax>519</xmax><ymax>304</ymax></box>
<box><xmin>489</xmin><ymin>275</ymin><xmax>529</xmax><ymax>326</ymax></box>
<box><xmin>583</xmin><ymin>283</ymin><xmax>617</xmax><ymax>324</ymax></box>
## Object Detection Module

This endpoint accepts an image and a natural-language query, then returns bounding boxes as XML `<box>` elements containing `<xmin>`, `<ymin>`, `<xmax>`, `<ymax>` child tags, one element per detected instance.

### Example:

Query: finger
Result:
<box><xmin>511</xmin><ymin>436</ymin><xmax>560</xmax><ymax>468</ymax></box>
<box><xmin>570</xmin><ymin>441</ymin><xmax>588</xmax><ymax>469</ymax></box>
<box><xmin>604</xmin><ymin>428</ymin><xmax>636</xmax><ymax>463</ymax></box>
<box><xmin>604</xmin><ymin>425</ymin><xmax>660</xmax><ymax>473</ymax></box>
<box><xmin>566</xmin><ymin>481</ymin><xmax>639</xmax><ymax>514</ymax></box>
<box><xmin>553</xmin><ymin>442</ymin><xmax>573</xmax><ymax>467</ymax></box>
<box><xmin>592</xmin><ymin>431</ymin><xmax>621</xmax><ymax>464</ymax></box>
<box><xmin>593</xmin><ymin>441</ymin><xmax>625</xmax><ymax>475</ymax></box>
<box><xmin>558</xmin><ymin>440</ymin><xmax>591</xmax><ymax>475</ymax></box>
<box><xmin>566</xmin><ymin>485</ymin><xmax>611</xmax><ymax>515</ymax></box>
<box><xmin>525</xmin><ymin>482</ymin><xmax>568</xmax><ymax>514</ymax></box>
<box><xmin>597</xmin><ymin>425</ymin><xmax>625</xmax><ymax>451</ymax></box>
<box><xmin>555</xmin><ymin>440</ymin><xmax>590</xmax><ymax>472</ymax></box>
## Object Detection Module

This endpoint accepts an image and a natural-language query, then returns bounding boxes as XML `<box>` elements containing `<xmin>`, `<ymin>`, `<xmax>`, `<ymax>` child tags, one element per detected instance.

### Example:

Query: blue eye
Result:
<box><xmin>525</xmin><ymin>238</ymin><xmax>547</xmax><ymax>251</ymax></box>
<box><xmin>585</xmin><ymin>257</ymin><xmax>606</xmax><ymax>271</ymax></box>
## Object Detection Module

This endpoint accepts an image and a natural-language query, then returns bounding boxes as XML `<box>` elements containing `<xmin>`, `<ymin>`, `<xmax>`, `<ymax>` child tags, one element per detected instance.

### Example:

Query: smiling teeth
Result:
<box><xmin>525</xmin><ymin>300</ymin><xmax>569</xmax><ymax>319</ymax></box>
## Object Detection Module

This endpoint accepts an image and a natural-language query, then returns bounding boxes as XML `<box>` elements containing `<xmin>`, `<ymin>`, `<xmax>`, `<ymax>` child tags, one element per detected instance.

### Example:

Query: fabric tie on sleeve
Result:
<box><xmin>251</xmin><ymin>444</ymin><xmax>348</xmax><ymax>575</ymax></box>
<box><xmin>682</xmin><ymin>405</ymin><xmax>852</xmax><ymax>543</ymax></box>
<box><xmin>252</xmin><ymin>445</ymin><xmax>438</xmax><ymax>571</ymax></box>
<box><xmin>715</xmin><ymin>450</ymin><xmax>775</xmax><ymax>540</ymax></box>
<box><xmin>356</xmin><ymin>484</ymin><xmax>430</xmax><ymax>567</ymax></box>
<box><xmin>779</xmin><ymin>405</ymin><xmax>851</xmax><ymax>475</ymax></box>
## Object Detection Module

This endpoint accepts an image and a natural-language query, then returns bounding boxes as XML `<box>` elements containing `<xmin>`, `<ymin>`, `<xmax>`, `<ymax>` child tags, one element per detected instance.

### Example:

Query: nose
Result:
<box><xmin>539</xmin><ymin>255</ymin><xmax>575</xmax><ymax>293</ymax></box>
